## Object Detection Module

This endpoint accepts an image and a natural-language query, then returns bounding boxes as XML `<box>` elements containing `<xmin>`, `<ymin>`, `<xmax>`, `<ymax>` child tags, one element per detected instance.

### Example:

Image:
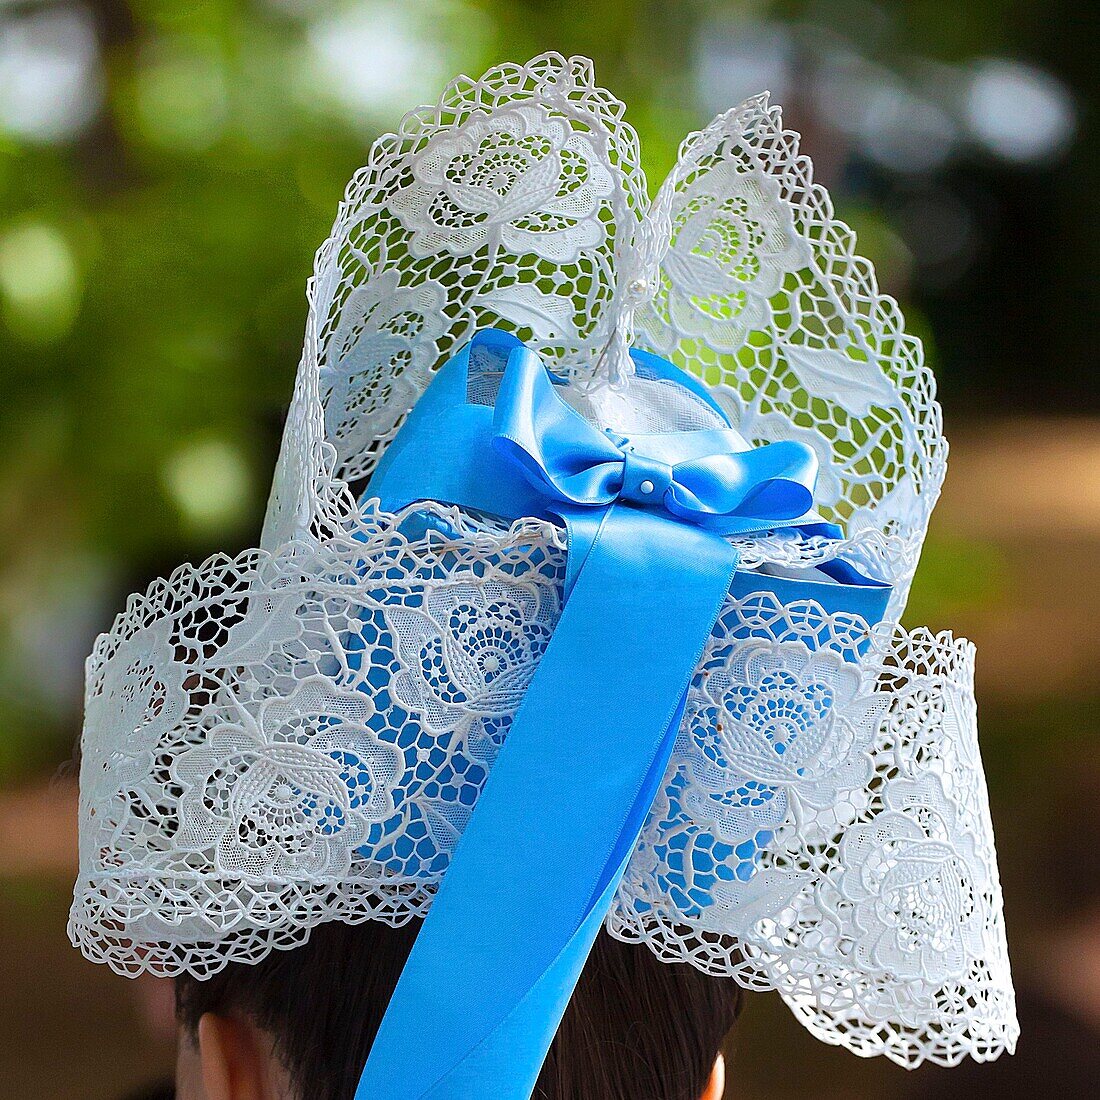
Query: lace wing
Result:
<box><xmin>307</xmin><ymin>52</ymin><xmax>646</xmax><ymax>492</ymax></box>
<box><xmin>609</xmin><ymin>607</ymin><xmax>1018</xmax><ymax>1068</ymax></box>
<box><xmin>630</xmin><ymin>97</ymin><xmax>944</xmax><ymax>611</ymax></box>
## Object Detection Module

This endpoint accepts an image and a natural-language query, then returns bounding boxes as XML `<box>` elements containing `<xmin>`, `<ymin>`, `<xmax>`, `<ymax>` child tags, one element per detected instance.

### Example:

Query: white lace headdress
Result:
<box><xmin>71</xmin><ymin>53</ymin><xmax>1016</xmax><ymax>1071</ymax></box>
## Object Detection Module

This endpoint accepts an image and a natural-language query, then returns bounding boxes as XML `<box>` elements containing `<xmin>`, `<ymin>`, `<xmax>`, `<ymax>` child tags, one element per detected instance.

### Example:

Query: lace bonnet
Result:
<box><xmin>71</xmin><ymin>52</ymin><xmax>1017</xmax><ymax>1083</ymax></box>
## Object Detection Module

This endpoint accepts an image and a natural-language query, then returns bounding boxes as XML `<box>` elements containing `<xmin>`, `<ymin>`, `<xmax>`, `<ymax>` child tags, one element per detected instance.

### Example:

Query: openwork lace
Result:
<box><xmin>71</xmin><ymin>53</ymin><xmax>1014</xmax><ymax>1069</ymax></box>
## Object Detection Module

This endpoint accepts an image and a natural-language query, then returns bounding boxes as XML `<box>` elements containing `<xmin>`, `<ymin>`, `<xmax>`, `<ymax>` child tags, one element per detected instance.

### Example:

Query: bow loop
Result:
<box><xmin>492</xmin><ymin>344</ymin><xmax>820</xmax><ymax>536</ymax></box>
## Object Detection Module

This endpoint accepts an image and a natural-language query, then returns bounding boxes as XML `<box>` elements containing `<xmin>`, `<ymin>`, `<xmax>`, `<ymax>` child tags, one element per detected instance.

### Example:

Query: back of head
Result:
<box><xmin>176</xmin><ymin>922</ymin><xmax>742</xmax><ymax>1100</ymax></box>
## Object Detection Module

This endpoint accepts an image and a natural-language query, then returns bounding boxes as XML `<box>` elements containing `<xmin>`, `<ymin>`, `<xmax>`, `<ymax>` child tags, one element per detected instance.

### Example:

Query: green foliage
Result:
<box><xmin>903</xmin><ymin>533</ymin><xmax>1009</xmax><ymax>627</ymax></box>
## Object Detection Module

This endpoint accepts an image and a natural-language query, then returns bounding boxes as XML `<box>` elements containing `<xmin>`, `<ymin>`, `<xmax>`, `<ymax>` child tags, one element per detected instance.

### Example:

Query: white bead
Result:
<box><xmin>627</xmin><ymin>277</ymin><xmax>649</xmax><ymax>295</ymax></box>
<box><xmin>639</xmin><ymin>479</ymin><xmax>655</xmax><ymax>495</ymax></box>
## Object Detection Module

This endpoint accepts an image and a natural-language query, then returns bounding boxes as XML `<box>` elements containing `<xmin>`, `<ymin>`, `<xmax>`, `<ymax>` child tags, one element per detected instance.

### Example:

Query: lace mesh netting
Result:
<box><xmin>70</xmin><ymin>53</ymin><xmax>1015</xmax><ymax>1067</ymax></box>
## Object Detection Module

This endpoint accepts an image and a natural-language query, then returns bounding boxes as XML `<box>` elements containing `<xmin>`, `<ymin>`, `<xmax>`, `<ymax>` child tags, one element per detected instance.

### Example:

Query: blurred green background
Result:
<box><xmin>0</xmin><ymin>1</ymin><xmax>1096</xmax><ymax>1097</ymax></box>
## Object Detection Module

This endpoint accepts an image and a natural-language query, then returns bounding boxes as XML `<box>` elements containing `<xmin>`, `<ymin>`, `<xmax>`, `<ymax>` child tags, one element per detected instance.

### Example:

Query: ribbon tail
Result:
<box><xmin>421</xmin><ymin>694</ymin><xmax>688</xmax><ymax>1100</ymax></box>
<box><xmin>355</xmin><ymin>507</ymin><xmax>739</xmax><ymax>1100</ymax></box>
<box><xmin>418</xmin><ymin>893</ymin><xmax>610</xmax><ymax>1099</ymax></box>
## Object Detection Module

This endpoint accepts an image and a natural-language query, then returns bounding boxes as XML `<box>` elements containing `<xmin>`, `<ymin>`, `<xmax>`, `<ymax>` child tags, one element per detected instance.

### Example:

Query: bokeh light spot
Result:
<box><xmin>133</xmin><ymin>39</ymin><xmax>229</xmax><ymax>152</ymax></box>
<box><xmin>966</xmin><ymin>58</ymin><xmax>1075</xmax><ymax>164</ymax></box>
<box><xmin>0</xmin><ymin>6</ymin><xmax>101</xmax><ymax>143</ymax></box>
<box><xmin>0</xmin><ymin>221</ymin><xmax>82</xmax><ymax>343</ymax></box>
<box><xmin>304</xmin><ymin>0</ymin><xmax>490</xmax><ymax>122</ymax></box>
<box><xmin>163</xmin><ymin>438</ymin><xmax>251</xmax><ymax>534</ymax></box>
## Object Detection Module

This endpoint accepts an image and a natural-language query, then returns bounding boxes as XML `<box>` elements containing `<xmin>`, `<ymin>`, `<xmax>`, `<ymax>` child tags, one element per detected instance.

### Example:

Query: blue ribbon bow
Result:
<box><xmin>351</xmin><ymin>330</ymin><xmax>866</xmax><ymax>1100</ymax></box>
<box><xmin>492</xmin><ymin>344</ymin><xmax>818</xmax><ymax>531</ymax></box>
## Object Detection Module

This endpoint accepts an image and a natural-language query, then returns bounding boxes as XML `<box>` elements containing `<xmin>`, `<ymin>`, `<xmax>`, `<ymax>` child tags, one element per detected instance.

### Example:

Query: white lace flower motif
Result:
<box><xmin>837</xmin><ymin>776</ymin><xmax>984</xmax><ymax>985</ymax></box>
<box><xmin>391</xmin><ymin>104</ymin><xmax>615</xmax><ymax>262</ymax></box>
<box><xmin>82</xmin><ymin>618</ymin><xmax>187</xmax><ymax>804</ymax></box>
<box><xmin>642</xmin><ymin>162</ymin><xmax>810</xmax><ymax>354</ymax></box>
<box><xmin>172</xmin><ymin>677</ymin><xmax>401</xmax><ymax>880</ymax></box>
<box><xmin>886</xmin><ymin>674</ymin><xmax>981</xmax><ymax>781</ymax></box>
<box><xmin>385</xmin><ymin>577</ymin><xmax>558</xmax><ymax>762</ymax></box>
<box><xmin>320</xmin><ymin>268</ymin><xmax>449</xmax><ymax>463</ymax></box>
<box><xmin>679</xmin><ymin>641</ymin><xmax>879</xmax><ymax>844</ymax></box>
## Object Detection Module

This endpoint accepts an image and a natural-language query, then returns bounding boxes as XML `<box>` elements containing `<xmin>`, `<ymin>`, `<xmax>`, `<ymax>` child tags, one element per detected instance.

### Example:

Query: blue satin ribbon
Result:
<box><xmin>491</xmin><ymin>347</ymin><xmax>817</xmax><ymax>532</ymax></box>
<box><xmin>352</xmin><ymin>330</ymin><xmax>870</xmax><ymax>1099</ymax></box>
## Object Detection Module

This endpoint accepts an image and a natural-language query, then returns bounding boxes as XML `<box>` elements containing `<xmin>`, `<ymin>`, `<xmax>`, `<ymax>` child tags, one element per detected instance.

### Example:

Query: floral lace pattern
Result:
<box><xmin>71</xmin><ymin>54</ymin><xmax>1014</xmax><ymax>1071</ymax></box>
<box><xmin>80</xmin><ymin>618</ymin><xmax>187</xmax><ymax>804</ymax></box>
<box><xmin>678</xmin><ymin>641</ymin><xmax>880</xmax><ymax>845</ymax></box>
<box><xmin>72</xmin><ymin>521</ymin><xmax>1015</xmax><ymax>1067</ymax></box>
<box><xmin>838</xmin><ymin>776</ymin><xmax>983</xmax><ymax>985</ymax></box>
<box><xmin>392</xmin><ymin>104</ymin><xmax>615</xmax><ymax>262</ymax></box>
<box><xmin>173</xmin><ymin>678</ymin><xmax>401</xmax><ymax>881</ymax></box>
<box><xmin>638</xmin><ymin>163</ymin><xmax>811</xmax><ymax>354</ymax></box>
<box><xmin>386</xmin><ymin>577</ymin><xmax>557</xmax><ymax>764</ymax></box>
<box><xmin>319</xmin><ymin>269</ymin><xmax>449</xmax><ymax>469</ymax></box>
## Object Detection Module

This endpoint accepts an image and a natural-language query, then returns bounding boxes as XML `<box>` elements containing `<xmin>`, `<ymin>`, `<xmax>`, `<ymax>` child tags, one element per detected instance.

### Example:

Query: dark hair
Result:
<box><xmin>176</xmin><ymin>920</ymin><xmax>743</xmax><ymax>1100</ymax></box>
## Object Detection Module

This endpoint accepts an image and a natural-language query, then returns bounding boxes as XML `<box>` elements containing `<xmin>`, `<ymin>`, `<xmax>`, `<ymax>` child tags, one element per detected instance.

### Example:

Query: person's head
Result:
<box><xmin>174</xmin><ymin>919</ymin><xmax>741</xmax><ymax>1100</ymax></box>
